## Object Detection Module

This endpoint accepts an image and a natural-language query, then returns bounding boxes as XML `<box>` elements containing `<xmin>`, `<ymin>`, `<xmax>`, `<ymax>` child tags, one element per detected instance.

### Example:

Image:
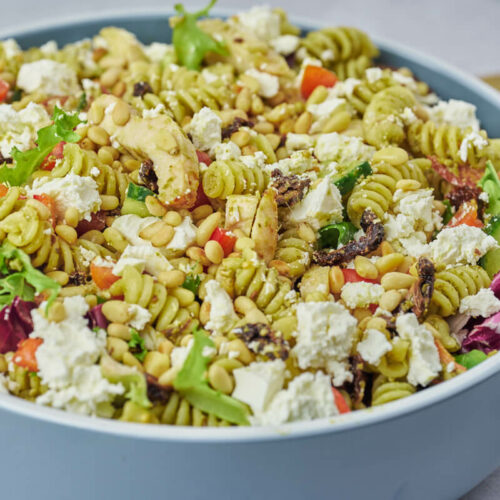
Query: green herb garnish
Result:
<box><xmin>77</xmin><ymin>92</ymin><xmax>87</xmax><ymax>112</ymax></box>
<box><xmin>0</xmin><ymin>106</ymin><xmax>84</xmax><ymax>186</ymax></box>
<box><xmin>172</xmin><ymin>0</ymin><xmax>228</xmax><ymax>71</ymax></box>
<box><xmin>479</xmin><ymin>160</ymin><xmax>500</xmax><ymax>216</ymax></box>
<box><xmin>441</xmin><ymin>199</ymin><xmax>454</xmax><ymax>225</ymax></box>
<box><xmin>0</xmin><ymin>242</ymin><xmax>60</xmax><ymax>310</ymax></box>
<box><xmin>182</xmin><ymin>274</ymin><xmax>201</xmax><ymax>295</ymax></box>
<box><xmin>174</xmin><ymin>327</ymin><xmax>249</xmax><ymax>425</ymax></box>
<box><xmin>128</xmin><ymin>330</ymin><xmax>148</xmax><ymax>362</ymax></box>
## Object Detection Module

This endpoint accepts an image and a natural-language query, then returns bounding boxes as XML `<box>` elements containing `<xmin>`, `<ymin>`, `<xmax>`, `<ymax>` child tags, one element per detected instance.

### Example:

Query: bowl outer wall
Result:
<box><xmin>1</xmin><ymin>9</ymin><xmax>500</xmax><ymax>500</ymax></box>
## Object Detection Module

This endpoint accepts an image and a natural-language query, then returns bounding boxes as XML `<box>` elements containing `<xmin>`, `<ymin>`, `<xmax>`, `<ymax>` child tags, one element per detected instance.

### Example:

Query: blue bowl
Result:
<box><xmin>1</xmin><ymin>10</ymin><xmax>500</xmax><ymax>500</ymax></box>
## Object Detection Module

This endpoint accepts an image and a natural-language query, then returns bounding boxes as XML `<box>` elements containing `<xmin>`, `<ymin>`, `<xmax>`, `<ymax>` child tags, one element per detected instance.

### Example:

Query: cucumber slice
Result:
<box><xmin>331</xmin><ymin>161</ymin><xmax>372</xmax><ymax>196</ymax></box>
<box><xmin>126</xmin><ymin>183</ymin><xmax>155</xmax><ymax>202</ymax></box>
<box><xmin>480</xmin><ymin>215</ymin><xmax>500</xmax><ymax>277</ymax></box>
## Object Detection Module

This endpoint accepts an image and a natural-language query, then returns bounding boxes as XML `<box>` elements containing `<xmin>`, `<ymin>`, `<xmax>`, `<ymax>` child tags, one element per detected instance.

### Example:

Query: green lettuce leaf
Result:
<box><xmin>0</xmin><ymin>242</ymin><xmax>60</xmax><ymax>309</ymax></box>
<box><xmin>128</xmin><ymin>329</ymin><xmax>148</xmax><ymax>362</ymax></box>
<box><xmin>174</xmin><ymin>327</ymin><xmax>249</xmax><ymax>425</ymax></box>
<box><xmin>478</xmin><ymin>160</ymin><xmax>500</xmax><ymax>216</ymax></box>
<box><xmin>0</xmin><ymin>106</ymin><xmax>84</xmax><ymax>186</ymax></box>
<box><xmin>172</xmin><ymin>0</ymin><xmax>228</xmax><ymax>71</ymax></box>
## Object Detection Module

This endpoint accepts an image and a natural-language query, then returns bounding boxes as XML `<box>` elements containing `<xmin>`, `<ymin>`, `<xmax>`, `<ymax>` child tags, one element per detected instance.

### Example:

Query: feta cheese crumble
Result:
<box><xmin>340</xmin><ymin>282</ymin><xmax>384</xmax><ymax>309</ymax></box>
<box><xmin>237</xmin><ymin>6</ymin><xmax>281</xmax><ymax>41</ymax></box>
<box><xmin>356</xmin><ymin>329</ymin><xmax>392</xmax><ymax>365</ymax></box>
<box><xmin>426</xmin><ymin>99</ymin><xmax>480</xmax><ymax>131</ymax></box>
<box><xmin>17</xmin><ymin>59</ymin><xmax>81</xmax><ymax>96</ymax></box>
<box><xmin>245</xmin><ymin>69</ymin><xmax>280</xmax><ymax>98</ymax></box>
<box><xmin>459</xmin><ymin>289</ymin><xmax>500</xmax><ymax>318</ymax></box>
<box><xmin>232</xmin><ymin>359</ymin><xmax>286</xmax><ymax>414</ymax></box>
<box><xmin>270</xmin><ymin>35</ymin><xmax>300</xmax><ymax>55</ymax></box>
<box><xmin>166</xmin><ymin>216</ymin><xmax>197</xmax><ymax>252</ymax></box>
<box><xmin>458</xmin><ymin>131</ymin><xmax>488</xmax><ymax>162</ymax></box>
<box><xmin>0</xmin><ymin>102</ymin><xmax>51</xmax><ymax>157</ymax></box>
<box><xmin>204</xmin><ymin>280</ymin><xmax>238</xmax><ymax>334</ymax></box>
<box><xmin>293</xmin><ymin>301</ymin><xmax>357</xmax><ymax>386</ymax></box>
<box><xmin>28</xmin><ymin>173</ymin><xmax>101</xmax><ymax>221</ymax></box>
<box><xmin>287</xmin><ymin>177</ymin><xmax>343</xmax><ymax>230</ymax></box>
<box><xmin>395</xmin><ymin>313</ymin><xmax>441</xmax><ymax>387</ymax></box>
<box><xmin>31</xmin><ymin>296</ymin><xmax>124</xmax><ymax>416</ymax></box>
<box><xmin>314</xmin><ymin>132</ymin><xmax>375</xmax><ymax>165</ymax></box>
<box><xmin>113</xmin><ymin>243</ymin><xmax>173</xmax><ymax>277</ymax></box>
<box><xmin>250</xmin><ymin>371</ymin><xmax>338</xmax><ymax>426</ymax></box>
<box><xmin>186</xmin><ymin>107</ymin><xmax>222</xmax><ymax>152</ymax></box>
<box><xmin>127</xmin><ymin>304</ymin><xmax>152</xmax><ymax>330</ymax></box>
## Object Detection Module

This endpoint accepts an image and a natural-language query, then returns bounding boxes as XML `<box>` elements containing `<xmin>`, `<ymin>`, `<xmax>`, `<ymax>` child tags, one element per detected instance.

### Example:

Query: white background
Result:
<box><xmin>2</xmin><ymin>0</ymin><xmax>500</xmax><ymax>498</ymax></box>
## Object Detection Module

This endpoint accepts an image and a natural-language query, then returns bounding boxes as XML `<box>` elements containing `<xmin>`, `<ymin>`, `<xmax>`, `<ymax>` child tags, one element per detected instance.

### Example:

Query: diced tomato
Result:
<box><xmin>40</xmin><ymin>141</ymin><xmax>65</xmax><ymax>171</ymax></box>
<box><xmin>196</xmin><ymin>150</ymin><xmax>212</xmax><ymax>166</ymax></box>
<box><xmin>76</xmin><ymin>211</ymin><xmax>107</xmax><ymax>236</ymax></box>
<box><xmin>341</xmin><ymin>268</ymin><xmax>378</xmax><ymax>284</ymax></box>
<box><xmin>300</xmin><ymin>65</ymin><xmax>338</xmax><ymax>99</ymax></box>
<box><xmin>210</xmin><ymin>227</ymin><xmax>237</xmax><ymax>257</ymax></box>
<box><xmin>0</xmin><ymin>79</ymin><xmax>9</xmax><ymax>103</ymax></box>
<box><xmin>90</xmin><ymin>261</ymin><xmax>119</xmax><ymax>290</ymax></box>
<box><xmin>368</xmin><ymin>304</ymin><xmax>378</xmax><ymax>314</ymax></box>
<box><xmin>0</xmin><ymin>184</ymin><xmax>8</xmax><ymax>198</ymax></box>
<box><xmin>33</xmin><ymin>193</ymin><xmax>57</xmax><ymax>225</ymax></box>
<box><xmin>193</xmin><ymin>182</ymin><xmax>210</xmax><ymax>208</ymax></box>
<box><xmin>14</xmin><ymin>338</ymin><xmax>43</xmax><ymax>372</ymax></box>
<box><xmin>447</xmin><ymin>201</ymin><xmax>483</xmax><ymax>228</ymax></box>
<box><xmin>332</xmin><ymin>387</ymin><xmax>351</xmax><ymax>414</ymax></box>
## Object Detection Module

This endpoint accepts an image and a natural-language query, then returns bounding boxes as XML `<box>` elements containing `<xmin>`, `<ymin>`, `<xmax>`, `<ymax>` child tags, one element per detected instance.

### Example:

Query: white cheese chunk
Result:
<box><xmin>127</xmin><ymin>304</ymin><xmax>152</xmax><ymax>330</ymax></box>
<box><xmin>459</xmin><ymin>288</ymin><xmax>500</xmax><ymax>318</ymax></box>
<box><xmin>270</xmin><ymin>35</ymin><xmax>299</xmax><ymax>55</ymax></box>
<box><xmin>28</xmin><ymin>173</ymin><xmax>101</xmax><ymax>221</ymax></box>
<box><xmin>287</xmin><ymin>177</ymin><xmax>343</xmax><ymax>230</ymax></box>
<box><xmin>187</xmin><ymin>107</ymin><xmax>222</xmax><ymax>152</ymax></box>
<box><xmin>213</xmin><ymin>141</ymin><xmax>241</xmax><ymax>161</ymax></box>
<box><xmin>111</xmin><ymin>214</ymin><xmax>159</xmax><ymax>247</ymax></box>
<box><xmin>285</xmin><ymin>133</ymin><xmax>316</xmax><ymax>152</ymax></box>
<box><xmin>232</xmin><ymin>360</ymin><xmax>286</xmax><ymax>414</ymax></box>
<box><xmin>458</xmin><ymin>131</ymin><xmax>488</xmax><ymax>162</ymax></box>
<box><xmin>1</xmin><ymin>39</ymin><xmax>22</xmax><ymax>59</ymax></box>
<box><xmin>31</xmin><ymin>296</ymin><xmax>124</xmax><ymax>416</ymax></box>
<box><xmin>428</xmin><ymin>225</ymin><xmax>498</xmax><ymax>268</ymax></box>
<box><xmin>144</xmin><ymin>42</ymin><xmax>174</xmax><ymax>62</ymax></box>
<box><xmin>365</xmin><ymin>67</ymin><xmax>383</xmax><ymax>83</ymax></box>
<box><xmin>245</xmin><ymin>69</ymin><xmax>280</xmax><ymax>98</ymax></box>
<box><xmin>237</xmin><ymin>6</ymin><xmax>281</xmax><ymax>41</ymax></box>
<box><xmin>426</xmin><ymin>98</ymin><xmax>480</xmax><ymax>131</ymax></box>
<box><xmin>293</xmin><ymin>301</ymin><xmax>357</xmax><ymax>386</ymax></box>
<box><xmin>204</xmin><ymin>280</ymin><xmax>238</xmax><ymax>334</ymax></box>
<box><xmin>395</xmin><ymin>313</ymin><xmax>441</xmax><ymax>387</ymax></box>
<box><xmin>340</xmin><ymin>282</ymin><xmax>384</xmax><ymax>309</ymax></box>
<box><xmin>307</xmin><ymin>96</ymin><xmax>346</xmax><ymax>133</ymax></box>
<box><xmin>166</xmin><ymin>216</ymin><xmax>197</xmax><ymax>252</ymax></box>
<box><xmin>17</xmin><ymin>59</ymin><xmax>81</xmax><ymax>96</ymax></box>
<box><xmin>0</xmin><ymin>102</ymin><xmax>51</xmax><ymax>157</ymax></box>
<box><xmin>314</xmin><ymin>132</ymin><xmax>375</xmax><ymax>164</ymax></box>
<box><xmin>250</xmin><ymin>371</ymin><xmax>338</xmax><ymax>426</ymax></box>
<box><xmin>269</xmin><ymin>149</ymin><xmax>317</xmax><ymax>176</ymax></box>
<box><xmin>113</xmin><ymin>244</ymin><xmax>173</xmax><ymax>278</ymax></box>
<box><xmin>356</xmin><ymin>329</ymin><xmax>392</xmax><ymax>365</ymax></box>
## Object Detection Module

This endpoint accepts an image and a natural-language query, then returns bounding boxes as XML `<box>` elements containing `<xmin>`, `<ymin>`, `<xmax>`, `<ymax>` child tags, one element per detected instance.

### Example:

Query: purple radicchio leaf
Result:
<box><xmin>0</xmin><ymin>298</ymin><xmax>36</xmax><ymax>354</ymax></box>
<box><xmin>462</xmin><ymin>311</ymin><xmax>500</xmax><ymax>354</ymax></box>
<box><xmin>86</xmin><ymin>304</ymin><xmax>109</xmax><ymax>330</ymax></box>
<box><xmin>490</xmin><ymin>272</ymin><xmax>500</xmax><ymax>299</ymax></box>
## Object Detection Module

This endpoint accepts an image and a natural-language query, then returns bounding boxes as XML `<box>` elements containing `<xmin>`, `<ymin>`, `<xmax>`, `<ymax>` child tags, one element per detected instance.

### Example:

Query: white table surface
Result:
<box><xmin>2</xmin><ymin>1</ymin><xmax>500</xmax><ymax>498</ymax></box>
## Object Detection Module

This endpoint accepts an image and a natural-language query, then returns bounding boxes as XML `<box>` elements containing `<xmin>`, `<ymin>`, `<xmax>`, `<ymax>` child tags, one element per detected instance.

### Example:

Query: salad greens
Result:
<box><xmin>174</xmin><ymin>327</ymin><xmax>249</xmax><ymax>425</ymax></box>
<box><xmin>128</xmin><ymin>330</ymin><xmax>148</xmax><ymax>362</ymax></box>
<box><xmin>454</xmin><ymin>350</ymin><xmax>488</xmax><ymax>370</ymax></box>
<box><xmin>172</xmin><ymin>0</ymin><xmax>228</xmax><ymax>71</ymax></box>
<box><xmin>479</xmin><ymin>161</ymin><xmax>500</xmax><ymax>216</ymax></box>
<box><xmin>182</xmin><ymin>273</ymin><xmax>202</xmax><ymax>295</ymax></box>
<box><xmin>0</xmin><ymin>107</ymin><xmax>84</xmax><ymax>186</ymax></box>
<box><xmin>0</xmin><ymin>243</ymin><xmax>60</xmax><ymax>309</ymax></box>
<box><xmin>332</xmin><ymin>161</ymin><xmax>372</xmax><ymax>196</ymax></box>
<box><xmin>318</xmin><ymin>222</ymin><xmax>357</xmax><ymax>249</ymax></box>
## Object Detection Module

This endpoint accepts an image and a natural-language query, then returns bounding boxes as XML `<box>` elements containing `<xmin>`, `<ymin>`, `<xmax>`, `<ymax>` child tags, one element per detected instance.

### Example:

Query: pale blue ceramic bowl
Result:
<box><xmin>1</xmin><ymin>10</ymin><xmax>500</xmax><ymax>500</ymax></box>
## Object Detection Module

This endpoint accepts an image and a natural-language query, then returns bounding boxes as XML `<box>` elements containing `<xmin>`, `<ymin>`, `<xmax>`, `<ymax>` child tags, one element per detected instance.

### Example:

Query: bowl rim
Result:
<box><xmin>1</xmin><ymin>7</ymin><xmax>500</xmax><ymax>444</ymax></box>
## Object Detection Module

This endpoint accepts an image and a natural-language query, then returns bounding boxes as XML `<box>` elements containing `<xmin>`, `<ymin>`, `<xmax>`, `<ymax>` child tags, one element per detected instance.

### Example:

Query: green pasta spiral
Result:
<box><xmin>300</xmin><ymin>27</ymin><xmax>379</xmax><ymax>70</ymax></box>
<box><xmin>202</xmin><ymin>159</ymin><xmax>269</xmax><ymax>200</ymax></box>
<box><xmin>330</xmin><ymin>54</ymin><xmax>373</xmax><ymax>81</ymax></box>
<box><xmin>363</xmin><ymin>86</ymin><xmax>416</xmax><ymax>147</ymax></box>
<box><xmin>407</xmin><ymin>120</ymin><xmax>488</xmax><ymax>166</ymax></box>
<box><xmin>430</xmin><ymin>265</ymin><xmax>491</xmax><ymax>317</ymax></box>
<box><xmin>275</xmin><ymin>229</ymin><xmax>313</xmax><ymax>279</ymax></box>
<box><xmin>110</xmin><ymin>265</ymin><xmax>198</xmax><ymax>331</ymax></box>
<box><xmin>346</xmin><ymin>158</ymin><xmax>429</xmax><ymax>227</ymax></box>
<box><xmin>371</xmin><ymin>376</ymin><xmax>416</xmax><ymax>406</ymax></box>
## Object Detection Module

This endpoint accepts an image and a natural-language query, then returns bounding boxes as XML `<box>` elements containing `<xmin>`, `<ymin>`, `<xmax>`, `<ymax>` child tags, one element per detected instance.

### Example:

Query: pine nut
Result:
<box><xmin>47</xmin><ymin>301</ymin><xmax>67</xmax><ymax>322</ymax></box>
<box><xmin>353</xmin><ymin>307</ymin><xmax>371</xmax><ymax>322</ymax></box>
<box><xmin>199</xmin><ymin>301</ymin><xmax>211</xmax><ymax>325</ymax></box>
<box><xmin>55</xmin><ymin>224</ymin><xmax>77</xmax><ymax>245</ymax></box>
<box><xmin>163</xmin><ymin>211</ymin><xmax>182</xmax><ymax>227</ymax></box>
<box><xmin>379</xmin><ymin>290</ymin><xmax>403</xmax><ymax>311</ymax></box>
<box><xmin>145</xmin><ymin>196</ymin><xmax>167</xmax><ymax>217</ymax></box>
<box><xmin>151</xmin><ymin>225</ymin><xmax>174</xmax><ymax>247</ymax></box>
<box><xmin>122</xmin><ymin>351</ymin><xmax>144</xmax><ymax>371</ymax></box>
<box><xmin>380</xmin><ymin>241</ymin><xmax>394</xmax><ymax>256</ymax></box>
<box><xmin>375</xmin><ymin>253</ymin><xmax>405</xmax><ymax>275</ymax></box>
<box><xmin>64</xmin><ymin>207</ymin><xmax>80</xmax><ymax>227</ymax></box>
<box><xmin>100</xmin><ymin>67</ymin><xmax>121</xmax><ymax>88</ymax></box>
<box><xmin>180</xmin><ymin>334</ymin><xmax>194</xmax><ymax>347</ymax></box>
<box><xmin>372</xmin><ymin>146</ymin><xmax>409</xmax><ymax>165</ymax></box>
<box><xmin>253</xmin><ymin>121</ymin><xmax>274</xmax><ymax>134</ymax></box>
<box><xmin>143</xmin><ymin>352</ymin><xmax>171</xmax><ymax>378</ymax></box>
<box><xmin>88</xmin><ymin>103</ymin><xmax>104</xmax><ymax>125</ymax></box>
<box><xmin>329</xmin><ymin>266</ymin><xmax>345</xmax><ymax>294</ymax></box>
<box><xmin>158</xmin><ymin>366</ymin><xmax>180</xmax><ymax>386</ymax></box>
<box><xmin>365</xmin><ymin>317</ymin><xmax>388</xmax><ymax>332</ymax></box>
<box><xmin>111</xmin><ymin>100</ymin><xmax>130</xmax><ymax>126</ymax></box>
<box><xmin>265</xmin><ymin>133</ymin><xmax>281</xmax><ymax>151</ymax></box>
<box><xmin>381</xmin><ymin>272</ymin><xmax>417</xmax><ymax>291</ymax></box>
<box><xmin>208</xmin><ymin>364</ymin><xmax>234</xmax><ymax>394</ymax></box>
<box><xmin>186</xmin><ymin>246</ymin><xmax>211</xmax><ymax>266</ymax></box>
<box><xmin>245</xmin><ymin>308</ymin><xmax>269</xmax><ymax>324</ymax></box>
<box><xmin>297</xmin><ymin>222</ymin><xmax>316</xmax><ymax>243</ymax></box>
<box><xmin>234</xmin><ymin>237</ymin><xmax>255</xmax><ymax>251</ymax></box>
<box><xmin>107</xmin><ymin>337</ymin><xmax>129</xmax><ymax>362</ymax></box>
<box><xmin>231</xmin><ymin>129</ymin><xmax>250</xmax><ymax>147</ymax></box>
<box><xmin>235</xmin><ymin>87</ymin><xmax>252</xmax><ymax>113</ymax></box>
<box><xmin>107</xmin><ymin>323</ymin><xmax>132</xmax><ymax>341</ymax></box>
<box><xmin>46</xmin><ymin>271</ymin><xmax>69</xmax><ymax>286</ymax></box>
<box><xmin>432</xmin><ymin>200</ymin><xmax>446</xmax><ymax>215</ymax></box>
<box><xmin>322</xmin><ymin>110</ymin><xmax>351</xmax><ymax>133</ymax></box>
<box><xmin>112</xmin><ymin>81</ymin><xmax>126</xmax><ymax>98</ymax></box>
<box><xmin>204</xmin><ymin>240</ymin><xmax>224</xmax><ymax>264</ymax></box>
<box><xmin>396</xmin><ymin>179</ymin><xmax>421</xmax><ymax>191</ymax></box>
<box><xmin>100</xmin><ymin>194</ymin><xmax>119</xmax><ymax>211</ymax></box>
<box><xmin>294</xmin><ymin>111</ymin><xmax>313</xmax><ymax>134</ymax></box>
<box><xmin>87</xmin><ymin>126</ymin><xmax>109</xmax><ymax>146</ymax></box>
<box><xmin>85</xmin><ymin>295</ymin><xmax>98</xmax><ymax>309</ymax></box>
<box><xmin>196</xmin><ymin>212</ymin><xmax>222</xmax><ymax>246</ymax></box>
<box><xmin>354</xmin><ymin>256</ymin><xmax>379</xmax><ymax>280</ymax></box>
<box><xmin>397</xmin><ymin>256</ymin><xmax>414</xmax><ymax>274</ymax></box>
<box><xmin>102</xmin><ymin>300</ymin><xmax>131</xmax><ymax>323</ymax></box>
<box><xmin>82</xmin><ymin>229</ymin><xmax>106</xmax><ymax>245</ymax></box>
<box><xmin>279</xmin><ymin>118</ymin><xmax>295</xmax><ymax>135</ymax></box>
<box><xmin>234</xmin><ymin>296</ymin><xmax>257</xmax><ymax>315</ymax></box>
<box><xmin>171</xmin><ymin>287</ymin><xmax>195</xmax><ymax>307</ymax></box>
<box><xmin>158</xmin><ymin>270</ymin><xmax>186</xmax><ymax>288</ymax></box>
<box><xmin>226</xmin><ymin>339</ymin><xmax>253</xmax><ymax>364</ymax></box>
<box><xmin>192</xmin><ymin>204</ymin><xmax>213</xmax><ymax>222</ymax></box>
<box><xmin>158</xmin><ymin>339</ymin><xmax>175</xmax><ymax>356</ymax></box>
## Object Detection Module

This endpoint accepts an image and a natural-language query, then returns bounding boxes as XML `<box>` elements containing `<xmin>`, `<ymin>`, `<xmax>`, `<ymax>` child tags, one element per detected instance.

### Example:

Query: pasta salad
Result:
<box><xmin>0</xmin><ymin>3</ymin><xmax>499</xmax><ymax>427</ymax></box>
